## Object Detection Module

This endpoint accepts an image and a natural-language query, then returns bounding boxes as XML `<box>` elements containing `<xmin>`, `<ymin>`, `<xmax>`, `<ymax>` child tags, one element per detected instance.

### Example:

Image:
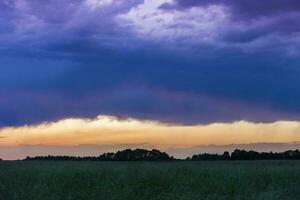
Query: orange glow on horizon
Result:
<box><xmin>0</xmin><ymin>115</ymin><xmax>300</xmax><ymax>148</ymax></box>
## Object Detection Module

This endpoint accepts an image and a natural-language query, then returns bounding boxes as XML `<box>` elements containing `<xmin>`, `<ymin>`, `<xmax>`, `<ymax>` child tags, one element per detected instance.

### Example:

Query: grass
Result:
<box><xmin>0</xmin><ymin>161</ymin><xmax>299</xmax><ymax>200</ymax></box>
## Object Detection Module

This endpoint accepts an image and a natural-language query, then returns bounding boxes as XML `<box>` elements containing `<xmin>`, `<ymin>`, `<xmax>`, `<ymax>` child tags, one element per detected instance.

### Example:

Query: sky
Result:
<box><xmin>0</xmin><ymin>0</ymin><xmax>300</xmax><ymax>159</ymax></box>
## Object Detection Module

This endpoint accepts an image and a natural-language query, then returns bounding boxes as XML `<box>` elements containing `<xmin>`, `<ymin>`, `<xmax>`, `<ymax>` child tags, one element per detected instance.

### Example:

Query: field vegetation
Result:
<box><xmin>0</xmin><ymin>161</ymin><xmax>299</xmax><ymax>200</ymax></box>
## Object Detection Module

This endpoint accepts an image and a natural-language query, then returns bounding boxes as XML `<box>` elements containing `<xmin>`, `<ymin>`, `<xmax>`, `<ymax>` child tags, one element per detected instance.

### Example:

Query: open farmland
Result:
<box><xmin>0</xmin><ymin>161</ymin><xmax>299</xmax><ymax>200</ymax></box>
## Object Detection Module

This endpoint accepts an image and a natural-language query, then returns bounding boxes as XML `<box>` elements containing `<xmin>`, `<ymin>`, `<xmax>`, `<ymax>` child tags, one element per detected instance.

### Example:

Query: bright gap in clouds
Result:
<box><xmin>1</xmin><ymin>115</ymin><xmax>300</xmax><ymax>147</ymax></box>
<box><xmin>117</xmin><ymin>0</ymin><xmax>228</xmax><ymax>42</ymax></box>
<box><xmin>86</xmin><ymin>0</ymin><xmax>115</xmax><ymax>8</ymax></box>
<box><xmin>1</xmin><ymin>115</ymin><xmax>300</xmax><ymax>160</ymax></box>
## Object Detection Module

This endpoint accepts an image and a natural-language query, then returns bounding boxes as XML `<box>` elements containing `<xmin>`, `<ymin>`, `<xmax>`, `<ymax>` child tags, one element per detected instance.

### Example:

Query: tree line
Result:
<box><xmin>24</xmin><ymin>149</ymin><xmax>173</xmax><ymax>161</ymax></box>
<box><xmin>13</xmin><ymin>148</ymin><xmax>300</xmax><ymax>161</ymax></box>
<box><xmin>188</xmin><ymin>149</ymin><xmax>300</xmax><ymax>161</ymax></box>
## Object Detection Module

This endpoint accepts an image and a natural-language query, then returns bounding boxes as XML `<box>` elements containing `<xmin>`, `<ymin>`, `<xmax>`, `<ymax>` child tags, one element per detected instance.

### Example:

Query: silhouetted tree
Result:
<box><xmin>222</xmin><ymin>151</ymin><xmax>230</xmax><ymax>160</ymax></box>
<box><xmin>23</xmin><ymin>148</ymin><xmax>300</xmax><ymax>161</ymax></box>
<box><xmin>189</xmin><ymin>149</ymin><xmax>300</xmax><ymax>161</ymax></box>
<box><xmin>24</xmin><ymin>149</ymin><xmax>173</xmax><ymax>161</ymax></box>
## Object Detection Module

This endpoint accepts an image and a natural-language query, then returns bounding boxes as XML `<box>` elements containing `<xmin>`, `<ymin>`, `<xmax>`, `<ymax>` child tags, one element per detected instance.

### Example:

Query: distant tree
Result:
<box><xmin>189</xmin><ymin>149</ymin><xmax>300</xmax><ymax>161</ymax></box>
<box><xmin>222</xmin><ymin>151</ymin><xmax>230</xmax><ymax>160</ymax></box>
<box><xmin>23</xmin><ymin>148</ymin><xmax>300</xmax><ymax>161</ymax></box>
<box><xmin>24</xmin><ymin>149</ymin><xmax>173</xmax><ymax>161</ymax></box>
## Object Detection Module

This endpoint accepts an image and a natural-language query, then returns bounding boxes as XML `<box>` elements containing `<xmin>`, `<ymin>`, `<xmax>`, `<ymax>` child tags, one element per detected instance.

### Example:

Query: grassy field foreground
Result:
<box><xmin>0</xmin><ymin>161</ymin><xmax>299</xmax><ymax>200</ymax></box>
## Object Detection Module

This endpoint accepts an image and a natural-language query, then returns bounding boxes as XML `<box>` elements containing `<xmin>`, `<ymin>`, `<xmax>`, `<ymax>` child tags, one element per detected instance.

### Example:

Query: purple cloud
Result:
<box><xmin>0</xmin><ymin>0</ymin><xmax>300</xmax><ymax>126</ymax></box>
<box><xmin>158</xmin><ymin>0</ymin><xmax>300</xmax><ymax>51</ymax></box>
<box><xmin>168</xmin><ymin>0</ymin><xmax>300</xmax><ymax>18</ymax></box>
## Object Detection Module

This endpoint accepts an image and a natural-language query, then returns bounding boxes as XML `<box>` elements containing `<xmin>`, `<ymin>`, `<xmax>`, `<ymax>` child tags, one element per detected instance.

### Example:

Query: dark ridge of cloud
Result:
<box><xmin>221</xmin><ymin>13</ymin><xmax>300</xmax><ymax>44</ymax></box>
<box><xmin>1</xmin><ymin>44</ymin><xmax>300</xmax><ymax>126</ymax></box>
<box><xmin>161</xmin><ymin>0</ymin><xmax>300</xmax><ymax>44</ymax></box>
<box><xmin>169</xmin><ymin>0</ymin><xmax>300</xmax><ymax>19</ymax></box>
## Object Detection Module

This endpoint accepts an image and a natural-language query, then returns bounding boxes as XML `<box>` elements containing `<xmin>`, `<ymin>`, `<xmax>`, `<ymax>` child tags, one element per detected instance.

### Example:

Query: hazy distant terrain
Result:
<box><xmin>1</xmin><ymin>161</ymin><xmax>299</xmax><ymax>200</ymax></box>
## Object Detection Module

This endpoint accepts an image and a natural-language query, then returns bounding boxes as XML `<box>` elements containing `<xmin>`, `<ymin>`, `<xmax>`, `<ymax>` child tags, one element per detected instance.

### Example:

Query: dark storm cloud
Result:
<box><xmin>168</xmin><ymin>0</ymin><xmax>300</xmax><ymax>18</ymax></box>
<box><xmin>161</xmin><ymin>0</ymin><xmax>300</xmax><ymax>44</ymax></box>
<box><xmin>1</xmin><ymin>50</ymin><xmax>300</xmax><ymax>126</ymax></box>
<box><xmin>0</xmin><ymin>0</ymin><xmax>300</xmax><ymax>126</ymax></box>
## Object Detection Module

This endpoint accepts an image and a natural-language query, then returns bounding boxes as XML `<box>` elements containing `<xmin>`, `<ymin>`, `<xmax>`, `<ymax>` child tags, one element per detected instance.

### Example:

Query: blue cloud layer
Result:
<box><xmin>0</xmin><ymin>0</ymin><xmax>300</xmax><ymax>126</ymax></box>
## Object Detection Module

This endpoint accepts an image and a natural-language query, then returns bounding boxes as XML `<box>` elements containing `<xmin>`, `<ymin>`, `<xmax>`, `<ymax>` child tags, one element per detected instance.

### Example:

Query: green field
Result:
<box><xmin>0</xmin><ymin>161</ymin><xmax>299</xmax><ymax>200</ymax></box>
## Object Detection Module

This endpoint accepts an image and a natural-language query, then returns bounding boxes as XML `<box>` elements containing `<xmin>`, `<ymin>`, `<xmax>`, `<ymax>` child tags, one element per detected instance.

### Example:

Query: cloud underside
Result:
<box><xmin>1</xmin><ymin>115</ymin><xmax>300</xmax><ymax>159</ymax></box>
<box><xmin>0</xmin><ymin>0</ymin><xmax>300</xmax><ymax>126</ymax></box>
